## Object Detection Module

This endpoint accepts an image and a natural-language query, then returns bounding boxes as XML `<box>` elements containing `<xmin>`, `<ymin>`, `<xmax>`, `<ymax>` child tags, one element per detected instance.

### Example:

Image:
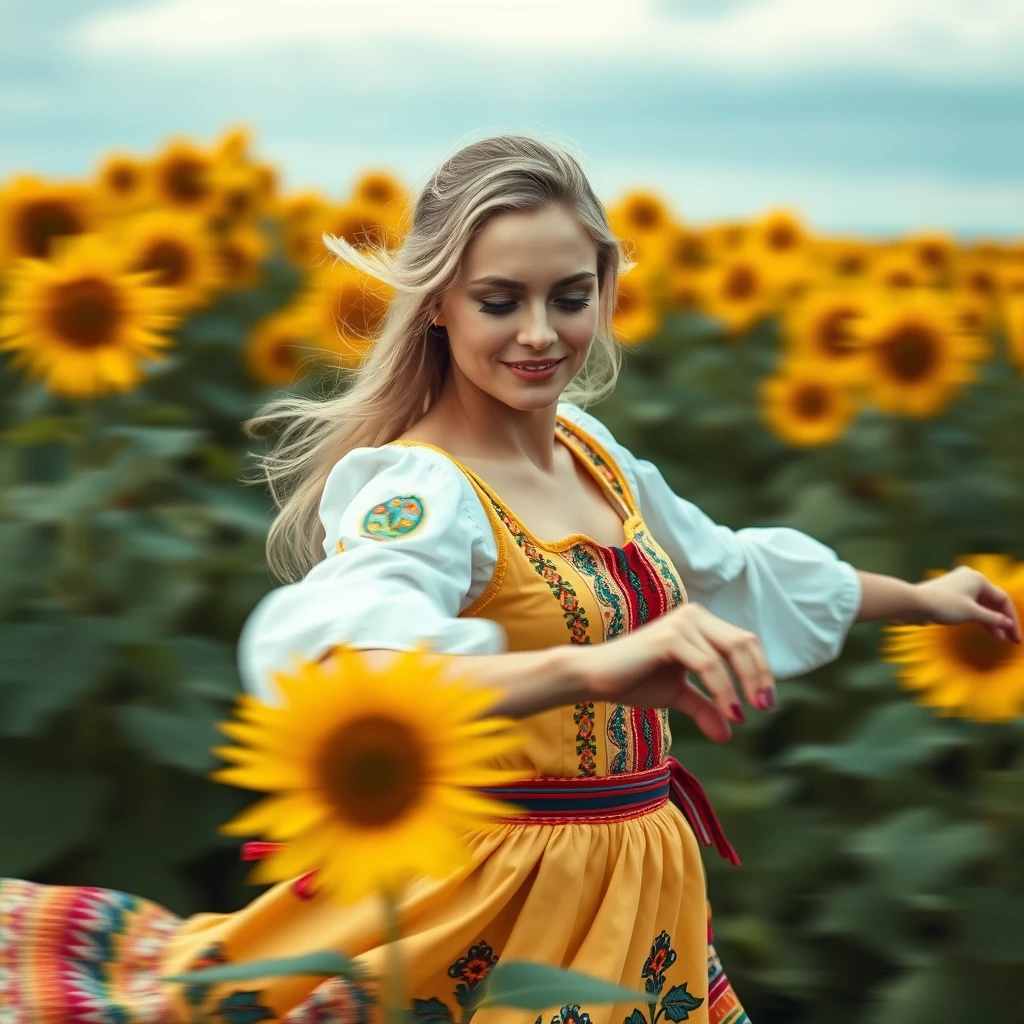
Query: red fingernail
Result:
<box><xmin>730</xmin><ymin>703</ymin><xmax>746</xmax><ymax>724</ymax></box>
<box><xmin>760</xmin><ymin>689</ymin><xmax>776</xmax><ymax>710</ymax></box>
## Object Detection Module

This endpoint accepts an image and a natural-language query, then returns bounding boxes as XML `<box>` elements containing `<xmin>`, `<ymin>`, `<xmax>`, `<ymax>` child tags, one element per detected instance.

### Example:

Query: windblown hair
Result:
<box><xmin>244</xmin><ymin>131</ymin><xmax>634</xmax><ymax>583</ymax></box>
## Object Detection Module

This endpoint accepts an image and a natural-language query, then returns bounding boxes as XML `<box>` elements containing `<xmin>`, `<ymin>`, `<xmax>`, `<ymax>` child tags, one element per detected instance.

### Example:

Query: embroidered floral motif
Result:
<box><xmin>571</xmin><ymin>545</ymin><xmax>625</xmax><ymax>638</ymax></box>
<box><xmin>632</xmin><ymin>529</ymin><xmax>684</xmax><ymax>609</ymax></box>
<box><xmin>281</xmin><ymin>975</ymin><xmax>373</xmax><ymax>1024</ymax></box>
<box><xmin>184</xmin><ymin>941</ymin><xmax>230</xmax><ymax>1009</ymax></box>
<box><xmin>555</xmin><ymin>420</ymin><xmax>625</xmax><ymax>498</ymax></box>
<box><xmin>489</xmin><ymin>501</ymin><xmax>590</xmax><ymax>645</ymax></box>
<box><xmin>573</xmin><ymin>702</ymin><xmax>598</xmax><ymax>777</ymax></box>
<box><xmin>361</xmin><ymin>495</ymin><xmax>425</xmax><ymax>540</ymax></box>
<box><xmin>642</xmin><ymin>931</ymin><xmax>677</xmax><ymax>996</ymax></box>
<box><xmin>413</xmin><ymin>939</ymin><xmax>499</xmax><ymax>1024</ymax></box>
<box><xmin>607</xmin><ymin>704</ymin><xmax>628</xmax><ymax>774</ymax></box>
<box><xmin>446</xmin><ymin>941</ymin><xmax>498</xmax><ymax>1010</ymax></box>
<box><xmin>542</xmin><ymin>930</ymin><xmax>706</xmax><ymax>1024</ymax></box>
<box><xmin>552</xmin><ymin>1006</ymin><xmax>593</xmax><ymax>1024</ymax></box>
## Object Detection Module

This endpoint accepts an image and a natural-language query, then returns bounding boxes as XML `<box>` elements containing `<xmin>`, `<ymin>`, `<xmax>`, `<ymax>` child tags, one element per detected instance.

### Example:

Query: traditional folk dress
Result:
<box><xmin>0</xmin><ymin>401</ymin><xmax>861</xmax><ymax>1024</ymax></box>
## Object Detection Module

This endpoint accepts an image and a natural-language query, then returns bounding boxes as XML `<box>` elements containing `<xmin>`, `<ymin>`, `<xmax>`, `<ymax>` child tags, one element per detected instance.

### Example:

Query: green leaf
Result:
<box><xmin>960</xmin><ymin>887</ymin><xmax>1024</xmax><ymax>964</ymax></box>
<box><xmin>0</xmin><ymin>415</ymin><xmax>76</xmax><ymax>445</ymax></box>
<box><xmin>411</xmin><ymin>997</ymin><xmax>454</xmax><ymax>1023</ymax></box>
<box><xmin>101</xmin><ymin>425</ymin><xmax>207</xmax><ymax>460</ymax></box>
<box><xmin>479</xmin><ymin>961</ymin><xmax>649</xmax><ymax>1011</ymax></box>
<box><xmin>659</xmin><ymin>982</ymin><xmax>704</xmax><ymax>1022</ymax></box>
<box><xmin>848</xmin><ymin>808</ymin><xmax>994</xmax><ymax>898</ymax></box>
<box><xmin>0</xmin><ymin>618</ymin><xmax>109</xmax><ymax>736</ymax></box>
<box><xmin>116</xmin><ymin>703</ymin><xmax>221</xmax><ymax>774</ymax></box>
<box><xmin>0</xmin><ymin>767</ymin><xmax>107</xmax><ymax>875</ymax></box>
<box><xmin>165</xmin><ymin>950</ymin><xmax>367</xmax><ymax>985</ymax></box>
<box><xmin>784</xmin><ymin>701</ymin><xmax>965</xmax><ymax>778</ymax></box>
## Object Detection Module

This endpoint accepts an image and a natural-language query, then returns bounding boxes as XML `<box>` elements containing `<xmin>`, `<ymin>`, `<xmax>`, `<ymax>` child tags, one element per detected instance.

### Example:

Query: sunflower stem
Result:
<box><xmin>380</xmin><ymin>885</ymin><xmax>408</xmax><ymax>1024</ymax></box>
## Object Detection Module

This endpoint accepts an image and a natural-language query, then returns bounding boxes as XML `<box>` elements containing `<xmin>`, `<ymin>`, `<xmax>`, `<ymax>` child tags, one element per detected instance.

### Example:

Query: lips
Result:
<box><xmin>502</xmin><ymin>358</ymin><xmax>565</xmax><ymax>370</ymax></box>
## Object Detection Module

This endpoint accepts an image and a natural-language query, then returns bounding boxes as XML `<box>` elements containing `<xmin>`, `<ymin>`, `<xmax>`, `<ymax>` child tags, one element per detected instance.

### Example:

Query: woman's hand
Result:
<box><xmin>908</xmin><ymin>565</ymin><xmax>1022</xmax><ymax>643</ymax></box>
<box><xmin>572</xmin><ymin>602</ymin><xmax>776</xmax><ymax>744</ymax></box>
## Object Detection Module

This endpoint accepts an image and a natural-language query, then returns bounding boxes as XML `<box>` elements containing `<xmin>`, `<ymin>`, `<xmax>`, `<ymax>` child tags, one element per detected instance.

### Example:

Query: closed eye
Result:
<box><xmin>480</xmin><ymin>298</ymin><xmax>591</xmax><ymax>316</ymax></box>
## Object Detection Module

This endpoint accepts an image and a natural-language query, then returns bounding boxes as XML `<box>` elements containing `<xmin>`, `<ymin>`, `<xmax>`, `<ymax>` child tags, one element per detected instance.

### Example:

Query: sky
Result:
<box><xmin>2</xmin><ymin>0</ymin><xmax>1023</xmax><ymax>236</ymax></box>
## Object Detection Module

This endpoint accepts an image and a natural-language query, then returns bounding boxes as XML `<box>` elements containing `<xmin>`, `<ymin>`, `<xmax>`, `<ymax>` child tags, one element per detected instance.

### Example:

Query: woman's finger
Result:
<box><xmin>696</xmin><ymin>616</ymin><xmax>776</xmax><ymax>712</ymax></box>
<box><xmin>673</xmin><ymin>677</ymin><xmax>732</xmax><ymax>743</ymax></box>
<box><xmin>675</xmin><ymin>629</ymin><xmax>746</xmax><ymax>724</ymax></box>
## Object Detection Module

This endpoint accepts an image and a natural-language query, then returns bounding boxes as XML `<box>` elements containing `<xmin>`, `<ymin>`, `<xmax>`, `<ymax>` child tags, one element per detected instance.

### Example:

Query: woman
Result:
<box><xmin>1</xmin><ymin>133</ymin><xmax>1019</xmax><ymax>1024</ymax></box>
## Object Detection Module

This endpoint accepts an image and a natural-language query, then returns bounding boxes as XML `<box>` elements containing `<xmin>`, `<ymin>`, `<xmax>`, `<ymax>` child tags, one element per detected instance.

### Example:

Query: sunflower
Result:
<box><xmin>209</xmin><ymin>161</ymin><xmax>265</xmax><ymax>223</ymax></box>
<box><xmin>323</xmin><ymin>200</ymin><xmax>404</xmax><ymax>253</ymax></box>
<box><xmin>812</xmin><ymin>237</ymin><xmax>875</xmax><ymax>281</ymax></box>
<box><xmin>0</xmin><ymin>174</ymin><xmax>95</xmax><ymax>267</ymax></box>
<box><xmin>783</xmin><ymin>287</ymin><xmax>871</xmax><ymax>384</ymax></box>
<box><xmin>659</xmin><ymin>223</ymin><xmax>710</xmax><ymax>274</ymax></box>
<box><xmin>213</xmin><ymin>124</ymin><xmax>253</xmax><ymax>165</ymax></box>
<box><xmin>699</xmin><ymin>248</ymin><xmax>776</xmax><ymax>335</ymax></box>
<box><xmin>150</xmin><ymin>137</ymin><xmax>217</xmax><ymax>216</ymax></box>
<box><xmin>1005</xmin><ymin>296</ymin><xmax>1024</xmax><ymax>371</ymax></box>
<box><xmin>213</xmin><ymin>644</ymin><xmax>527</xmax><ymax>904</ymax></box>
<box><xmin>613</xmin><ymin>268</ymin><xmax>662</xmax><ymax>344</ymax></box>
<box><xmin>608</xmin><ymin>190</ymin><xmax>674</xmax><ymax>238</ymax></box>
<box><xmin>853</xmin><ymin>292</ymin><xmax>991</xmax><ymax>418</ymax></box>
<box><xmin>750</xmin><ymin>208</ymin><xmax>808</xmax><ymax>259</ymax></box>
<box><xmin>0</xmin><ymin>233</ymin><xmax>179</xmax><ymax>398</ymax></box>
<box><xmin>902</xmin><ymin>231</ymin><xmax>955</xmax><ymax>284</ymax></box>
<box><xmin>881</xmin><ymin>554</ymin><xmax>1024</xmax><ymax>722</ymax></box>
<box><xmin>298</xmin><ymin>261</ymin><xmax>395</xmax><ymax>366</ymax></box>
<box><xmin>119</xmin><ymin>209</ymin><xmax>221</xmax><ymax>312</ymax></box>
<box><xmin>245</xmin><ymin>306</ymin><xmax>319</xmax><ymax>386</ymax></box>
<box><xmin>871</xmin><ymin>249</ymin><xmax>924</xmax><ymax>291</ymax></box>
<box><xmin>351</xmin><ymin>169</ymin><xmax>407</xmax><ymax>212</ymax></box>
<box><xmin>759</xmin><ymin>359</ymin><xmax>859</xmax><ymax>447</ymax></box>
<box><xmin>701</xmin><ymin>221</ymin><xmax>749</xmax><ymax>263</ymax></box>
<box><xmin>214</xmin><ymin>223</ymin><xmax>271</xmax><ymax>290</ymax></box>
<box><xmin>955</xmin><ymin>254</ymin><xmax>1002</xmax><ymax>306</ymax></box>
<box><xmin>277</xmin><ymin>191</ymin><xmax>331</xmax><ymax>269</ymax></box>
<box><xmin>95</xmin><ymin>153</ymin><xmax>151</xmax><ymax>216</ymax></box>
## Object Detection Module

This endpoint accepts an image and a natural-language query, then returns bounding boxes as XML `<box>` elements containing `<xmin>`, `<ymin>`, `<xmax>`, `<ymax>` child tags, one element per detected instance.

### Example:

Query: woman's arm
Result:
<box><xmin>853</xmin><ymin>569</ymin><xmax>929</xmax><ymax>624</ymax></box>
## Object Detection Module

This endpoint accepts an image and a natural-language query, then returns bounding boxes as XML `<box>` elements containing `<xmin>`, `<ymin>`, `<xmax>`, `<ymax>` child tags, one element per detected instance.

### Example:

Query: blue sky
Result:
<box><xmin>3</xmin><ymin>0</ymin><xmax>1023</xmax><ymax>236</ymax></box>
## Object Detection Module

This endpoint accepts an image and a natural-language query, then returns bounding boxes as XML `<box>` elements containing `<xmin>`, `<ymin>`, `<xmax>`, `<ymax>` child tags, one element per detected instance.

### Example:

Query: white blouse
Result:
<box><xmin>237</xmin><ymin>401</ymin><xmax>862</xmax><ymax>703</ymax></box>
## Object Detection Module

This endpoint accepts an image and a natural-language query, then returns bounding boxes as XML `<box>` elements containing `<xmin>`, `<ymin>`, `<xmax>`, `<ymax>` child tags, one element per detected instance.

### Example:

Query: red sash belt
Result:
<box><xmin>240</xmin><ymin>756</ymin><xmax>738</xmax><ymax>899</ymax></box>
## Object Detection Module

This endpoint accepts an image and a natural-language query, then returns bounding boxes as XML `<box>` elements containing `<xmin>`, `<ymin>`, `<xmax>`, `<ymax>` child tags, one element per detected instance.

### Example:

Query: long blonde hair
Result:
<box><xmin>244</xmin><ymin>131</ymin><xmax>634</xmax><ymax>583</ymax></box>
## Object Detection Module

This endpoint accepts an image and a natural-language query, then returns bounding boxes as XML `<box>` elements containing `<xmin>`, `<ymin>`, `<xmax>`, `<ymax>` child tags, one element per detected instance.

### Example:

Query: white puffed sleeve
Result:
<box><xmin>558</xmin><ymin>401</ymin><xmax>863</xmax><ymax>679</ymax></box>
<box><xmin>237</xmin><ymin>445</ymin><xmax>505</xmax><ymax>703</ymax></box>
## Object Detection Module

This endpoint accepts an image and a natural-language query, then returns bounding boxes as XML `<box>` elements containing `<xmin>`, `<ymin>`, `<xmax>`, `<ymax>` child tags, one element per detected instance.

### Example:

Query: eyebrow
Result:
<box><xmin>469</xmin><ymin>272</ymin><xmax>596</xmax><ymax>289</ymax></box>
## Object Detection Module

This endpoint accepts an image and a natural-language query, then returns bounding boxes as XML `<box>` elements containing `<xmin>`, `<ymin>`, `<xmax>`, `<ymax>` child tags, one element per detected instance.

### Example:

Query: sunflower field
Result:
<box><xmin>2</xmin><ymin>125</ymin><xmax>1024</xmax><ymax>1024</ymax></box>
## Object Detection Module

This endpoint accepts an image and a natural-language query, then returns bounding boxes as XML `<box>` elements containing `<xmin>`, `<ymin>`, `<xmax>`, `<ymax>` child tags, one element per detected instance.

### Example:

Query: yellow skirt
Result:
<box><xmin>0</xmin><ymin>800</ymin><xmax>749</xmax><ymax>1024</ymax></box>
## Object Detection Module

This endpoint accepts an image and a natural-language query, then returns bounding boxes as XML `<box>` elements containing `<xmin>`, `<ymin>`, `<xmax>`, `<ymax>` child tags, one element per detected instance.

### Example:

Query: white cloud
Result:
<box><xmin>77</xmin><ymin>0</ymin><xmax>1024</xmax><ymax>80</ymax></box>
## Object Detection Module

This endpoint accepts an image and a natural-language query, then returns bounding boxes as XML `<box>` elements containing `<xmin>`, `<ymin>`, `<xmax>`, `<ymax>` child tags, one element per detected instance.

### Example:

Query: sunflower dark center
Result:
<box><xmin>271</xmin><ymin>336</ymin><xmax>300</xmax><ymax>370</ymax></box>
<box><xmin>767</xmin><ymin>223</ymin><xmax>797</xmax><ymax>251</ymax></box>
<box><xmin>947</xmin><ymin>623</ymin><xmax>1015</xmax><ymax>673</ymax></box>
<box><xmin>819</xmin><ymin>308</ymin><xmax>858</xmax><ymax>356</ymax></box>
<box><xmin>225</xmin><ymin>188</ymin><xmax>253</xmax><ymax>218</ymax></box>
<box><xmin>879</xmin><ymin>323</ymin><xmax>939</xmax><ymax>382</ymax></box>
<box><xmin>108</xmin><ymin>165</ymin><xmax>139</xmax><ymax>194</ymax></box>
<box><xmin>724</xmin><ymin>264</ymin><xmax>757</xmax><ymax>301</ymax></box>
<box><xmin>219</xmin><ymin>241</ymin><xmax>247</xmax><ymax>279</ymax></box>
<box><xmin>886</xmin><ymin>269</ymin><xmax>916</xmax><ymax>289</ymax></box>
<box><xmin>48</xmin><ymin>276</ymin><xmax>122</xmax><ymax>349</ymax></box>
<box><xmin>793</xmin><ymin>383</ymin><xmax>830</xmax><ymax>420</ymax></box>
<box><xmin>318</xmin><ymin>715</ymin><xmax>427</xmax><ymax>828</ymax></box>
<box><xmin>17</xmin><ymin>199</ymin><xmax>84</xmax><ymax>259</ymax></box>
<box><xmin>629</xmin><ymin>200</ymin><xmax>661</xmax><ymax>231</ymax></box>
<box><xmin>364</xmin><ymin>182</ymin><xmax>392</xmax><ymax>204</ymax></box>
<box><xmin>139</xmin><ymin>239</ymin><xmax>192</xmax><ymax>287</ymax></box>
<box><xmin>968</xmin><ymin>270</ymin><xmax>995</xmax><ymax>296</ymax></box>
<box><xmin>837</xmin><ymin>252</ymin><xmax>866</xmax><ymax>276</ymax></box>
<box><xmin>920</xmin><ymin>243</ymin><xmax>946</xmax><ymax>270</ymax></box>
<box><xmin>164</xmin><ymin>157</ymin><xmax>208</xmax><ymax>204</ymax></box>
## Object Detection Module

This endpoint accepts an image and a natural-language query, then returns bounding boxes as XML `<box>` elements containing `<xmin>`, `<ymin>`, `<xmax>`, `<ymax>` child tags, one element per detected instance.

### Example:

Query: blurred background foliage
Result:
<box><xmin>1</xmin><ymin>125</ymin><xmax>1023</xmax><ymax>1024</ymax></box>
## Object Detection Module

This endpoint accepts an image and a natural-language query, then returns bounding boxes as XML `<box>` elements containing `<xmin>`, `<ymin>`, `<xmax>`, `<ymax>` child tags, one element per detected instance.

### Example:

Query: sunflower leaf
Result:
<box><xmin>783</xmin><ymin>701</ymin><xmax>966</xmax><ymax>778</ymax></box>
<box><xmin>478</xmin><ymin>961</ymin><xmax>650</xmax><ymax>1010</ymax></box>
<box><xmin>164</xmin><ymin>950</ymin><xmax>367</xmax><ymax>985</ymax></box>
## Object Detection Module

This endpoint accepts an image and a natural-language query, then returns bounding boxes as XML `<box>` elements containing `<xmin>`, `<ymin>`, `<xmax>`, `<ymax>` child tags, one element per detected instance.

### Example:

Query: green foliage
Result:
<box><xmin>603</xmin><ymin>314</ymin><xmax>1024</xmax><ymax>1022</ymax></box>
<box><xmin>3</xmin><ymin>261</ymin><xmax>1024</xmax><ymax>1022</ymax></box>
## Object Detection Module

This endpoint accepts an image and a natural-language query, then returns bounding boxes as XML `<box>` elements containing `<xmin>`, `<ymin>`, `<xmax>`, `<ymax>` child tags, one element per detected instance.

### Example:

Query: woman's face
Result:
<box><xmin>434</xmin><ymin>204</ymin><xmax>601</xmax><ymax>412</ymax></box>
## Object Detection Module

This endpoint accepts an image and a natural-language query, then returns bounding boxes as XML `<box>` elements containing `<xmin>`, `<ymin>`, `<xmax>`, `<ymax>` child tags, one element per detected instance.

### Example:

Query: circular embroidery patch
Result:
<box><xmin>361</xmin><ymin>495</ymin><xmax>426</xmax><ymax>540</ymax></box>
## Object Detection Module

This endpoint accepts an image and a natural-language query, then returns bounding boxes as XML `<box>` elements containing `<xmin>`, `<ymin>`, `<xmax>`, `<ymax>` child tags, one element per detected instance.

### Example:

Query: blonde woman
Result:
<box><xmin>1</xmin><ymin>133</ymin><xmax>1019</xmax><ymax>1024</ymax></box>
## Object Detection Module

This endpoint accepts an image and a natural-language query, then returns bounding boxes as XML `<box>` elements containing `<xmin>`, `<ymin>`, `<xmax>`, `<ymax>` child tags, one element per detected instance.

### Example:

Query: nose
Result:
<box><xmin>517</xmin><ymin>302</ymin><xmax>559</xmax><ymax>348</ymax></box>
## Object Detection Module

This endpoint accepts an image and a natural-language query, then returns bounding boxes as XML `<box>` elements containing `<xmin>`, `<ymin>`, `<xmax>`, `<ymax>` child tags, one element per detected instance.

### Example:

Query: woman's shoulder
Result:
<box><xmin>318</xmin><ymin>442</ymin><xmax>492</xmax><ymax>557</ymax></box>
